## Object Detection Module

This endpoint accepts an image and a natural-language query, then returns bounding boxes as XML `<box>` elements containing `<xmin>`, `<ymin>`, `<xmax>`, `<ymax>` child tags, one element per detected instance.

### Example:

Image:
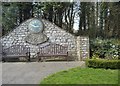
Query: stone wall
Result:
<box><xmin>0</xmin><ymin>18</ymin><xmax>89</xmax><ymax>60</ymax></box>
<box><xmin>0</xmin><ymin>27</ymin><xmax>1</xmax><ymax>37</ymax></box>
<box><xmin>0</xmin><ymin>42</ymin><xmax>2</xmax><ymax>61</ymax></box>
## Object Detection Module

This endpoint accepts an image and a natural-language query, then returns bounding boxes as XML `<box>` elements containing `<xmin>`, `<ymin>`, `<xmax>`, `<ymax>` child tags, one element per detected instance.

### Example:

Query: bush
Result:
<box><xmin>90</xmin><ymin>38</ymin><xmax>120</xmax><ymax>60</ymax></box>
<box><xmin>86</xmin><ymin>59</ymin><xmax>120</xmax><ymax>69</ymax></box>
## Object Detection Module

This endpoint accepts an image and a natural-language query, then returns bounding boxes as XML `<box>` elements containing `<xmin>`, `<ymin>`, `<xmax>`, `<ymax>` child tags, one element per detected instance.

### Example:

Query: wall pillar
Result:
<box><xmin>76</xmin><ymin>36</ymin><xmax>81</xmax><ymax>61</ymax></box>
<box><xmin>76</xmin><ymin>36</ymin><xmax>90</xmax><ymax>61</ymax></box>
<box><xmin>79</xmin><ymin>36</ymin><xmax>89</xmax><ymax>60</ymax></box>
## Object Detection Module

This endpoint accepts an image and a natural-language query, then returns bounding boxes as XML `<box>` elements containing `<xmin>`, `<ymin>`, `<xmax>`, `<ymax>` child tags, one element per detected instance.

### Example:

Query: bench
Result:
<box><xmin>37</xmin><ymin>43</ymin><xmax>69</xmax><ymax>62</ymax></box>
<box><xmin>2</xmin><ymin>45</ymin><xmax>30</xmax><ymax>62</ymax></box>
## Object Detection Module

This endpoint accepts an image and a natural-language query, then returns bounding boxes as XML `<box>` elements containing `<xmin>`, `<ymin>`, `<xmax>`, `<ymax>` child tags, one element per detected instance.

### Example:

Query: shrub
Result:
<box><xmin>86</xmin><ymin>59</ymin><xmax>120</xmax><ymax>69</ymax></box>
<box><xmin>90</xmin><ymin>38</ymin><xmax>120</xmax><ymax>60</ymax></box>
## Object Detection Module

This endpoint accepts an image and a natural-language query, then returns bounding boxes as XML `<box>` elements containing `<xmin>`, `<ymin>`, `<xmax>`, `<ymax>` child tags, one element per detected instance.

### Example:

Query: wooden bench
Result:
<box><xmin>37</xmin><ymin>43</ymin><xmax>69</xmax><ymax>62</ymax></box>
<box><xmin>2</xmin><ymin>45</ymin><xmax>30</xmax><ymax>62</ymax></box>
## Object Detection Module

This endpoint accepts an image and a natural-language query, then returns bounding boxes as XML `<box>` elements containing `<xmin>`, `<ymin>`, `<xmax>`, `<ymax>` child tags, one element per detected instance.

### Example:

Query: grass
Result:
<box><xmin>40</xmin><ymin>67</ymin><xmax>119</xmax><ymax>84</ymax></box>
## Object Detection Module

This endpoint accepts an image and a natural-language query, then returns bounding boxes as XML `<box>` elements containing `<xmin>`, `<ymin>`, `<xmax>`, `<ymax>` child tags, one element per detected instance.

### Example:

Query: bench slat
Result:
<box><xmin>37</xmin><ymin>43</ymin><xmax>68</xmax><ymax>61</ymax></box>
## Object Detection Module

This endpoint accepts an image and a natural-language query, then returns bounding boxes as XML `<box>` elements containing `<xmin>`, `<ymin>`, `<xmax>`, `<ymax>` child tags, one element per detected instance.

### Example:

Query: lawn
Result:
<box><xmin>40</xmin><ymin>67</ymin><xmax>119</xmax><ymax>84</ymax></box>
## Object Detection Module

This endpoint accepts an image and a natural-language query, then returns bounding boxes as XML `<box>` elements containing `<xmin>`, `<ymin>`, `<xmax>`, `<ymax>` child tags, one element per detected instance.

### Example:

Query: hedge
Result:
<box><xmin>86</xmin><ymin>59</ymin><xmax>120</xmax><ymax>69</ymax></box>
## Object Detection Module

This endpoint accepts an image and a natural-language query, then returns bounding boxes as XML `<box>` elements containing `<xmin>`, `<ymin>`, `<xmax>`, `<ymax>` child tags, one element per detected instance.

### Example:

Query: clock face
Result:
<box><xmin>28</xmin><ymin>19</ymin><xmax>44</xmax><ymax>33</ymax></box>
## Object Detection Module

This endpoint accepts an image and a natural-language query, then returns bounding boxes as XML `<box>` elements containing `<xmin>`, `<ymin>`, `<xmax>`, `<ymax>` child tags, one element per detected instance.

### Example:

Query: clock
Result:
<box><xmin>25</xmin><ymin>18</ymin><xmax>48</xmax><ymax>45</ymax></box>
<box><xmin>28</xmin><ymin>19</ymin><xmax>44</xmax><ymax>33</ymax></box>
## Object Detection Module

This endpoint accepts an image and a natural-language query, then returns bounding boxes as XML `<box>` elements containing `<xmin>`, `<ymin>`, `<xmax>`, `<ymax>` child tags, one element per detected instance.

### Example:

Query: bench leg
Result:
<box><xmin>28</xmin><ymin>56</ymin><xmax>30</xmax><ymax>62</ymax></box>
<box><xmin>37</xmin><ymin>58</ymin><xmax>40</xmax><ymax>62</ymax></box>
<box><xmin>37</xmin><ymin>53</ymin><xmax>40</xmax><ymax>62</ymax></box>
<box><xmin>37</xmin><ymin>56</ymin><xmax>42</xmax><ymax>62</ymax></box>
<box><xmin>26</xmin><ymin>56</ymin><xmax>30</xmax><ymax>62</ymax></box>
<box><xmin>37</xmin><ymin>56</ymin><xmax>40</xmax><ymax>62</ymax></box>
<box><xmin>41</xmin><ymin>57</ymin><xmax>43</xmax><ymax>62</ymax></box>
<box><xmin>66</xmin><ymin>56</ymin><xmax>69</xmax><ymax>61</ymax></box>
<box><xmin>2</xmin><ymin>57</ymin><xmax>6</xmax><ymax>62</ymax></box>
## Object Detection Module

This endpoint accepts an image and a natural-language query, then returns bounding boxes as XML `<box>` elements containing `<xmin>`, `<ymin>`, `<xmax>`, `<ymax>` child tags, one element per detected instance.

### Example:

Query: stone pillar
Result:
<box><xmin>79</xmin><ymin>36</ymin><xmax>89</xmax><ymax>60</ymax></box>
<box><xmin>76</xmin><ymin>36</ymin><xmax>81</xmax><ymax>61</ymax></box>
<box><xmin>0</xmin><ymin>26</ymin><xmax>1</xmax><ymax>37</ymax></box>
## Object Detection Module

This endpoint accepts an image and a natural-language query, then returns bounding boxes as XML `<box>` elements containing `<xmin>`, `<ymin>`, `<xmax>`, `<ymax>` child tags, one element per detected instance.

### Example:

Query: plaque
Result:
<box><xmin>25</xmin><ymin>19</ymin><xmax>48</xmax><ymax>45</ymax></box>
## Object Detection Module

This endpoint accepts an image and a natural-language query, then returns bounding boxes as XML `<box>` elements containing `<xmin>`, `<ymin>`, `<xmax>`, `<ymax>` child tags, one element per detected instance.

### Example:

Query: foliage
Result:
<box><xmin>39</xmin><ymin>2</ymin><xmax>75</xmax><ymax>33</ymax></box>
<box><xmin>91</xmin><ymin>53</ymin><xmax>100</xmax><ymax>59</ymax></box>
<box><xmin>90</xmin><ymin>38</ymin><xmax>120</xmax><ymax>60</ymax></box>
<box><xmin>76</xmin><ymin>2</ymin><xmax>120</xmax><ymax>39</ymax></box>
<box><xmin>2</xmin><ymin>2</ymin><xmax>33</xmax><ymax>35</ymax></box>
<box><xmin>86</xmin><ymin>59</ymin><xmax>120</xmax><ymax>69</ymax></box>
<box><xmin>2</xmin><ymin>2</ymin><xmax>75</xmax><ymax>35</ymax></box>
<box><xmin>40</xmin><ymin>67</ymin><xmax>118</xmax><ymax>84</ymax></box>
<box><xmin>2</xmin><ymin>2</ymin><xmax>120</xmax><ymax>39</ymax></box>
<box><xmin>2</xmin><ymin>3</ymin><xmax>18</xmax><ymax>35</ymax></box>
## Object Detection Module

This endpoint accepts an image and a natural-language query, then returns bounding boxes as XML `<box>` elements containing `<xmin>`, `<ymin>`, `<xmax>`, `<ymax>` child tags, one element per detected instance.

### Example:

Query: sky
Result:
<box><xmin>73</xmin><ymin>1</ymin><xmax>80</xmax><ymax>30</ymax></box>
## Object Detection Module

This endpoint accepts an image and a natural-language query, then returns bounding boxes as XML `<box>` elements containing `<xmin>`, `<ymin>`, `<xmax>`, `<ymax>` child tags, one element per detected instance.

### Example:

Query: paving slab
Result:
<box><xmin>2</xmin><ymin>61</ymin><xmax>85</xmax><ymax>84</ymax></box>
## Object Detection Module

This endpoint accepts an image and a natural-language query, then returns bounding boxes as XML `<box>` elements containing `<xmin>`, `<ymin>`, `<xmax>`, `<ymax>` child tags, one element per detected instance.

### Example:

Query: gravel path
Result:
<box><xmin>2</xmin><ymin>61</ymin><xmax>85</xmax><ymax>84</ymax></box>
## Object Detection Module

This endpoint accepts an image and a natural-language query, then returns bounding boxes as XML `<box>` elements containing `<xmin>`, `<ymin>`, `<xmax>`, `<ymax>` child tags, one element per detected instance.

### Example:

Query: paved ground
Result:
<box><xmin>2</xmin><ymin>61</ymin><xmax>85</xmax><ymax>84</ymax></box>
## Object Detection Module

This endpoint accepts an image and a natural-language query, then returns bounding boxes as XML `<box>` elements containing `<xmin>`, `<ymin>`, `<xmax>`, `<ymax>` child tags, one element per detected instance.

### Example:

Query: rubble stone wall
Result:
<box><xmin>0</xmin><ymin>18</ymin><xmax>89</xmax><ymax>60</ymax></box>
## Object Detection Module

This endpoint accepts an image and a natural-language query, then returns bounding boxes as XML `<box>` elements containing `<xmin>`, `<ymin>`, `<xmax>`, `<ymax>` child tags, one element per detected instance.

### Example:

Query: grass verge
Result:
<box><xmin>40</xmin><ymin>67</ymin><xmax>119</xmax><ymax>84</ymax></box>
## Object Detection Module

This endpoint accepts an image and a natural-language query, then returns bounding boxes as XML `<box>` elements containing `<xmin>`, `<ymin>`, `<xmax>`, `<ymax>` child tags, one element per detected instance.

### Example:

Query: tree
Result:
<box><xmin>2</xmin><ymin>2</ymin><xmax>34</xmax><ymax>35</ymax></box>
<box><xmin>2</xmin><ymin>2</ymin><xmax>120</xmax><ymax>39</ymax></box>
<box><xmin>2</xmin><ymin>3</ymin><xmax>18</xmax><ymax>35</ymax></box>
